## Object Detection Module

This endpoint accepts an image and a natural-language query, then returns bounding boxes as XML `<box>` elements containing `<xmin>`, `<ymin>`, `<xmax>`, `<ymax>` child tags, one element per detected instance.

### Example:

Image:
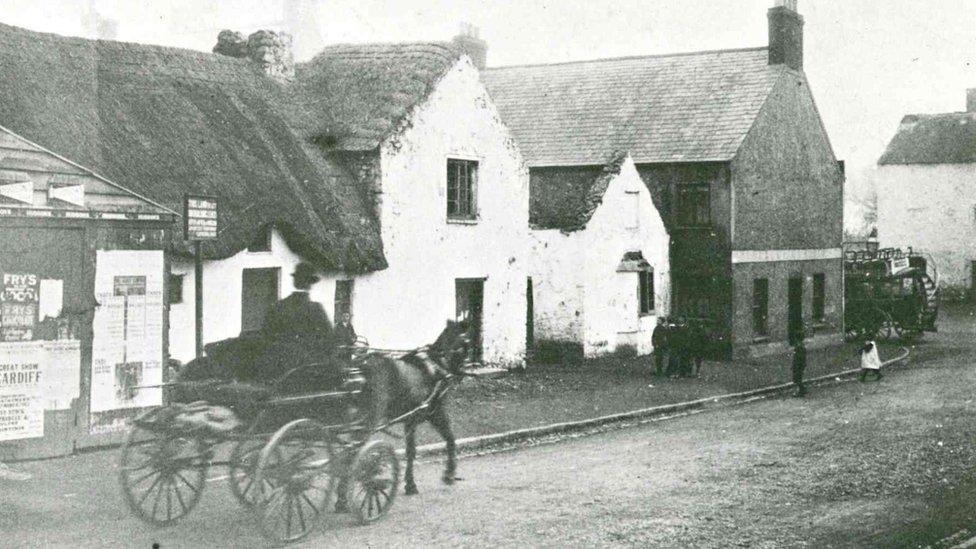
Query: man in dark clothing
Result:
<box><xmin>669</xmin><ymin>318</ymin><xmax>690</xmax><ymax>378</ymax></box>
<box><xmin>256</xmin><ymin>262</ymin><xmax>338</xmax><ymax>384</ymax></box>
<box><xmin>791</xmin><ymin>335</ymin><xmax>808</xmax><ymax>397</ymax></box>
<box><xmin>334</xmin><ymin>312</ymin><xmax>358</xmax><ymax>361</ymax></box>
<box><xmin>651</xmin><ymin>316</ymin><xmax>670</xmax><ymax>376</ymax></box>
<box><xmin>688</xmin><ymin>319</ymin><xmax>707</xmax><ymax>378</ymax></box>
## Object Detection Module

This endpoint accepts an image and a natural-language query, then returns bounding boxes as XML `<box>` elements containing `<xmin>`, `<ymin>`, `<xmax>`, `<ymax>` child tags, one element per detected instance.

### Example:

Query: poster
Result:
<box><xmin>90</xmin><ymin>251</ymin><xmax>164</xmax><ymax>428</ymax></box>
<box><xmin>0</xmin><ymin>341</ymin><xmax>44</xmax><ymax>441</ymax></box>
<box><xmin>1</xmin><ymin>273</ymin><xmax>38</xmax><ymax>341</ymax></box>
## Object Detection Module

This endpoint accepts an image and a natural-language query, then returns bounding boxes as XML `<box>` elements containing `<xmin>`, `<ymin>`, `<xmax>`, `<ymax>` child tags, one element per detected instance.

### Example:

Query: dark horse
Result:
<box><xmin>360</xmin><ymin>319</ymin><xmax>471</xmax><ymax>495</ymax></box>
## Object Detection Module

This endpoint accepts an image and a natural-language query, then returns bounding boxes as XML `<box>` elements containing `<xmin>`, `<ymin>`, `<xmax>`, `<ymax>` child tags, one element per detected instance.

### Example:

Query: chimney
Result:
<box><xmin>768</xmin><ymin>0</ymin><xmax>804</xmax><ymax>71</ymax></box>
<box><xmin>452</xmin><ymin>23</ymin><xmax>487</xmax><ymax>70</ymax></box>
<box><xmin>213</xmin><ymin>29</ymin><xmax>295</xmax><ymax>83</ymax></box>
<box><xmin>967</xmin><ymin>88</ymin><xmax>976</xmax><ymax>112</ymax></box>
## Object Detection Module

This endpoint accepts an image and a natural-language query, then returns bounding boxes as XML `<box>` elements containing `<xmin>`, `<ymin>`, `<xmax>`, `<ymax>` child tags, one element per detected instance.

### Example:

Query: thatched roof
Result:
<box><xmin>0</xmin><ymin>22</ymin><xmax>386</xmax><ymax>273</ymax></box>
<box><xmin>291</xmin><ymin>42</ymin><xmax>462</xmax><ymax>151</ymax></box>
<box><xmin>879</xmin><ymin>113</ymin><xmax>976</xmax><ymax>166</ymax></box>
<box><xmin>530</xmin><ymin>151</ymin><xmax>627</xmax><ymax>231</ymax></box>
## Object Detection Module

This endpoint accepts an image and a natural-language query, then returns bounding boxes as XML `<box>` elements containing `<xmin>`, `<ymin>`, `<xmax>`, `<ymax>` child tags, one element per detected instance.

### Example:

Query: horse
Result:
<box><xmin>360</xmin><ymin>319</ymin><xmax>471</xmax><ymax>496</ymax></box>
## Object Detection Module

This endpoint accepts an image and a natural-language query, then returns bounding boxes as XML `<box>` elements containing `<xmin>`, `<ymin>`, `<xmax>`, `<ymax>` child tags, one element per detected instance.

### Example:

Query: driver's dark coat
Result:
<box><xmin>255</xmin><ymin>291</ymin><xmax>340</xmax><ymax>385</ymax></box>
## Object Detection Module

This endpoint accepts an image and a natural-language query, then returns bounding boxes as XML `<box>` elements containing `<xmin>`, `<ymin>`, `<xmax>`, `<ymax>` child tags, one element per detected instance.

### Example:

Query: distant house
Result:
<box><xmin>0</xmin><ymin>23</ymin><xmax>530</xmax><ymax>368</ymax></box>
<box><xmin>527</xmin><ymin>152</ymin><xmax>670</xmax><ymax>359</ymax></box>
<box><xmin>485</xmin><ymin>0</ymin><xmax>845</xmax><ymax>358</ymax></box>
<box><xmin>877</xmin><ymin>89</ymin><xmax>976</xmax><ymax>290</ymax></box>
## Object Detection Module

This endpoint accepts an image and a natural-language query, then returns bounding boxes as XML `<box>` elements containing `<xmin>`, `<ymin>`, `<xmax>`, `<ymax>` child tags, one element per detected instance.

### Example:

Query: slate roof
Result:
<box><xmin>530</xmin><ymin>151</ymin><xmax>627</xmax><ymax>231</ymax></box>
<box><xmin>878</xmin><ymin>113</ymin><xmax>976</xmax><ymax>165</ymax></box>
<box><xmin>291</xmin><ymin>42</ymin><xmax>462</xmax><ymax>151</ymax></box>
<box><xmin>483</xmin><ymin>47</ymin><xmax>786</xmax><ymax>167</ymax></box>
<box><xmin>0</xmin><ymin>22</ymin><xmax>386</xmax><ymax>273</ymax></box>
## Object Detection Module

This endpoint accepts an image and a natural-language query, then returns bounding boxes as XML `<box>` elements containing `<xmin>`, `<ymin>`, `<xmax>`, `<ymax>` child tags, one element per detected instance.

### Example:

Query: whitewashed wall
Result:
<box><xmin>353</xmin><ymin>57</ymin><xmax>531</xmax><ymax>367</ymax></box>
<box><xmin>169</xmin><ymin>229</ymin><xmax>342</xmax><ymax>363</ymax></box>
<box><xmin>528</xmin><ymin>157</ymin><xmax>670</xmax><ymax>358</ymax></box>
<box><xmin>876</xmin><ymin>164</ymin><xmax>976</xmax><ymax>287</ymax></box>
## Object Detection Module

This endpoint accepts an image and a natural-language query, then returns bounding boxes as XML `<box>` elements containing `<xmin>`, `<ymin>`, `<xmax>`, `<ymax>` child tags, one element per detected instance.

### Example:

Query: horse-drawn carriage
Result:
<box><xmin>118</xmin><ymin>321</ymin><xmax>470</xmax><ymax>544</ymax></box>
<box><xmin>844</xmin><ymin>247</ymin><xmax>939</xmax><ymax>341</ymax></box>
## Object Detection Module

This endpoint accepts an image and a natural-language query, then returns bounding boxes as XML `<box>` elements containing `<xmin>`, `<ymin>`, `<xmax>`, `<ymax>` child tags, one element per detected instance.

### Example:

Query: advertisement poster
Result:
<box><xmin>0</xmin><ymin>341</ymin><xmax>45</xmax><ymax>441</ymax></box>
<box><xmin>1</xmin><ymin>273</ymin><xmax>39</xmax><ymax>342</ymax></box>
<box><xmin>90</xmin><ymin>251</ymin><xmax>164</xmax><ymax>433</ymax></box>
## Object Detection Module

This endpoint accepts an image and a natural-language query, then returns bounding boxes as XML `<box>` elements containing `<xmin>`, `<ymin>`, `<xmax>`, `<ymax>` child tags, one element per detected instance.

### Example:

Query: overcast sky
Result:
<box><xmin>4</xmin><ymin>0</ymin><xmax>976</xmax><ymax>198</ymax></box>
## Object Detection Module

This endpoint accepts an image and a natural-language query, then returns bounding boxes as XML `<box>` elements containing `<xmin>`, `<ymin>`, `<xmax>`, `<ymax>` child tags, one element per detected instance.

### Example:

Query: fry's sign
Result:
<box><xmin>1</xmin><ymin>274</ymin><xmax>38</xmax><ymax>302</ymax></box>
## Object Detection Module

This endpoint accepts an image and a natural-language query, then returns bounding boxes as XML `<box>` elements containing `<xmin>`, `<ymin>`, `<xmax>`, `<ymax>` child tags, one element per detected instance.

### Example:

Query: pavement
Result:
<box><xmin>1</xmin><ymin>328</ymin><xmax>972</xmax><ymax>547</ymax></box>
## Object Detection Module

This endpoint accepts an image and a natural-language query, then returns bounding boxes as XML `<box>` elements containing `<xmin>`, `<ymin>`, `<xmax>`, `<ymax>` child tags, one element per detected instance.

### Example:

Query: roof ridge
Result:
<box><xmin>485</xmin><ymin>45</ymin><xmax>768</xmax><ymax>71</ymax></box>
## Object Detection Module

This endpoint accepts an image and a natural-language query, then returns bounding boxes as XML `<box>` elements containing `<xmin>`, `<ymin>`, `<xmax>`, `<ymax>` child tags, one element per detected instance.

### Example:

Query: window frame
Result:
<box><xmin>638</xmin><ymin>270</ymin><xmax>655</xmax><ymax>316</ymax></box>
<box><xmin>752</xmin><ymin>278</ymin><xmax>769</xmax><ymax>337</ymax></box>
<box><xmin>446</xmin><ymin>158</ymin><xmax>479</xmax><ymax>222</ymax></box>
<box><xmin>675</xmin><ymin>183</ymin><xmax>710</xmax><ymax>227</ymax></box>
<box><xmin>812</xmin><ymin>273</ymin><xmax>826</xmax><ymax>323</ymax></box>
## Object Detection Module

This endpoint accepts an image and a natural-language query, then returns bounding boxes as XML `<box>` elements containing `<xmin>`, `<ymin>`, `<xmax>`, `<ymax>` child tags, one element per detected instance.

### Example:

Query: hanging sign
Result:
<box><xmin>890</xmin><ymin>257</ymin><xmax>910</xmax><ymax>276</ymax></box>
<box><xmin>0</xmin><ymin>181</ymin><xmax>32</xmax><ymax>204</ymax></box>
<box><xmin>48</xmin><ymin>184</ymin><xmax>85</xmax><ymax>207</ymax></box>
<box><xmin>184</xmin><ymin>194</ymin><xmax>218</xmax><ymax>240</ymax></box>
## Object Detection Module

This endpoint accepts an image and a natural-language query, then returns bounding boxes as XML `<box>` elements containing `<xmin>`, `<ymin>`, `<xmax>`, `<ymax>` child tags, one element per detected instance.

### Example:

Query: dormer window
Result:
<box><xmin>447</xmin><ymin>158</ymin><xmax>478</xmax><ymax>221</ymax></box>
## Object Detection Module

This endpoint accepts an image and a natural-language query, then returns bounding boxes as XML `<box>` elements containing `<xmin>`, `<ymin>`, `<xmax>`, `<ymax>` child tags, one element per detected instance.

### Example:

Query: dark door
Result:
<box><xmin>970</xmin><ymin>261</ymin><xmax>976</xmax><ymax>300</ymax></box>
<box><xmin>455</xmin><ymin>278</ymin><xmax>484</xmax><ymax>363</ymax></box>
<box><xmin>788</xmin><ymin>277</ymin><xmax>803</xmax><ymax>344</ymax></box>
<box><xmin>0</xmin><ymin>226</ymin><xmax>87</xmax><ymax>459</ymax></box>
<box><xmin>525</xmin><ymin>277</ymin><xmax>534</xmax><ymax>358</ymax></box>
<box><xmin>242</xmin><ymin>268</ymin><xmax>279</xmax><ymax>333</ymax></box>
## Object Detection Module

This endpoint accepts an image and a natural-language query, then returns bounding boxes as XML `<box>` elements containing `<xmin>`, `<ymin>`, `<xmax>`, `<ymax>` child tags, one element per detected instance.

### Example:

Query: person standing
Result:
<box><xmin>334</xmin><ymin>312</ymin><xmax>358</xmax><ymax>361</ymax></box>
<box><xmin>689</xmin><ymin>319</ymin><xmax>707</xmax><ymax>378</ymax></box>
<box><xmin>651</xmin><ymin>316</ymin><xmax>670</xmax><ymax>376</ymax></box>
<box><xmin>859</xmin><ymin>340</ymin><xmax>883</xmax><ymax>382</ymax></box>
<box><xmin>791</xmin><ymin>335</ymin><xmax>808</xmax><ymax>397</ymax></box>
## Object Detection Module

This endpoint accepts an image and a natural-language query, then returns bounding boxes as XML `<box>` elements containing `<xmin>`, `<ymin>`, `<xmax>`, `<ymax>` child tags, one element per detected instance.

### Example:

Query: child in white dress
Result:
<box><xmin>859</xmin><ymin>340</ymin><xmax>882</xmax><ymax>382</ymax></box>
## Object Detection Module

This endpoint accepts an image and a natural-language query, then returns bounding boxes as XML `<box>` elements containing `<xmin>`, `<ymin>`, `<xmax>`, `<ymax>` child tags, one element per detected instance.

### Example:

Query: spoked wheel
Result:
<box><xmin>119</xmin><ymin>421</ymin><xmax>208</xmax><ymax>526</ymax></box>
<box><xmin>253</xmin><ymin>419</ymin><xmax>336</xmax><ymax>544</ymax></box>
<box><xmin>345</xmin><ymin>439</ymin><xmax>399</xmax><ymax>525</ymax></box>
<box><xmin>228</xmin><ymin>435</ymin><xmax>265</xmax><ymax>508</ymax></box>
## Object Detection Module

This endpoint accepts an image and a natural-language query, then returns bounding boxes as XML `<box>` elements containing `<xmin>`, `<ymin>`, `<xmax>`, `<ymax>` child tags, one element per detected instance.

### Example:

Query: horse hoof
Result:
<box><xmin>405</xmin><ymin>485</ymin><xmax>419</xmax><ymax>496</ymax></box>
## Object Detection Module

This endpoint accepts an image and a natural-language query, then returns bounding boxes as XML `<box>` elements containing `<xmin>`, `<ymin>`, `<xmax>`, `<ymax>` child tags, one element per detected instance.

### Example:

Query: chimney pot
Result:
<box><xmin>452</xmin><ymin>22</ymin><xmax>488</xmax><ymax>71</ymax></box>
<box><xmin>768</xmin><ymin>1</ymin><xmax>804</xmax><ymax>71</ymax></box>
<box><xmin>967</xmin><ymin>88</ymin><xmax>976</xmax><ymax>112</ymax></box>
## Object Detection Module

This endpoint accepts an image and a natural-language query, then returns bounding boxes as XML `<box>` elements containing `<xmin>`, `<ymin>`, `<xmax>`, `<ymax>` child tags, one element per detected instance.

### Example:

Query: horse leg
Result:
<box><xmin>404</xmin><ymin>420</ymin><xmax>419</xmax><ymax>495</ymax></box>
<box><xmin>429</xmin><ymin>406</ymin><xmax>457</xmax><ymax>485</ymax></box>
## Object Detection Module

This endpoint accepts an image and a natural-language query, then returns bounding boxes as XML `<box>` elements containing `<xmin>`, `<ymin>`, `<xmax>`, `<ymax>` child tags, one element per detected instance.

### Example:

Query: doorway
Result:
<box><xmin>241</xmin><ymin>268</ymin><xmax>279</xmax><ymax>333</ymax></box>
<box><xmin>787</xmin><ymin>276</ymin><xmax>803</xmax><ymax>344</ymax></box>
<box><xmin>455</xmin><ymin>278</ymin><xmax>484</xmax><ymax>363</ymax></box>
<box><xmin>525</xmin><ymin>277</ymin><xmax>534</xmax><ymax>359</ymax></box>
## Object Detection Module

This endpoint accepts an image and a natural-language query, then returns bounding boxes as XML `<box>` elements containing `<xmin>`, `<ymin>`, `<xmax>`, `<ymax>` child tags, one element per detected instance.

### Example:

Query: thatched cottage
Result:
<box><xmin>0</xmin><ymin>22</ymin><xmax>529</xmax><ymax>368</ymax></box>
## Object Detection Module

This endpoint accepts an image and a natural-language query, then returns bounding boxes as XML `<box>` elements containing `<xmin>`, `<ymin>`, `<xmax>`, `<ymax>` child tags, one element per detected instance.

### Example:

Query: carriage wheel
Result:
<box><xmin>228</xmin><ymin>436</ymin><xmax>265</xmax><ymax>507</ymax></box>
<box><xmin>253</xmin><ymin>419</ymin><xmax>336</xmax><ymax>544</ymax></box>
<box><xmin>345</xmin><ymin>439</ymin><xmax>399</xmax><ymax>525</ymax></box>
<box><xmin>119</xmin><ymin>422</ymin><xmax>208</xmax><ymax>526</ymax></box>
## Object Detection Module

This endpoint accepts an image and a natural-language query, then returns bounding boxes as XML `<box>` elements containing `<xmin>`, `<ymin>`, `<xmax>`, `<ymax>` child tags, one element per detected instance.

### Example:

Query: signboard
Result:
<box><xmin>890</xmin><ymin>258</ymin><xmax>910</xmax><ymax>276</ymax></box>
<box><xmin>1</xmin><ymin>273</ymin><xmax>38</xmax><ymax>342</ymax></box>
<box><xmin>184</xmin><ymin>194</ymin><xmax>218</xmax><ymax>240</ymax></box>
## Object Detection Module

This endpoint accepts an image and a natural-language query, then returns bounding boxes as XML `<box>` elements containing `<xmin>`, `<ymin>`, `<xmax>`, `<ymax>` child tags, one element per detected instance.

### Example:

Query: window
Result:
<box><xmin>639</xmin><ymin>271</ymin><xmax>655</xmax><ymax>315</ymax></box>
<box><xmin>676</xmin><ymin>183</ymin><xmax>710</xmax><ymax>227</ymax></box>
<box><xmin>447</xmin><ymin>158</ymin><xmax>478</xmax><ymax>220</ymax></box>
<box><xmin>168</xmin><ymin>274</ymin><xmax>184</xmax><ymax>304</ymax></box>
<box><xmin>812</xmin><ymin>273</ymin><xmax>826</xmax><ymax>322</ymax></box>
<box><xmin>753</xmin><ymin>278</ymin><xmax>769</xmax><ymax>337</ymax></box>
<box><xmin>625</xmin><ymin>191</ymin><xmax>640</xmax><ymax>230</ymax></box>
<box><xmin>247</xmin><ymin>226</ymin><xmax>272</xmax><ymax>252</ymax></box>
<box><xmin>334</xmin><ymin>280</ymin><xmax>353</xmax><ymax>321</ymax></box>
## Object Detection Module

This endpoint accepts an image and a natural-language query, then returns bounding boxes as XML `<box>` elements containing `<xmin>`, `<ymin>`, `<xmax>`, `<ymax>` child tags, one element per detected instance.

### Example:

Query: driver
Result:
<box><xmin>255</xmin><ymin>262</ymin><xmax>339</xmax><ymax>385</ymax></box>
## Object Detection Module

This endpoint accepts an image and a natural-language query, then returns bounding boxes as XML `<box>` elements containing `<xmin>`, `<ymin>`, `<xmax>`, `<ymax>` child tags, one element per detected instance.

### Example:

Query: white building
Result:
<box><xmin>527</xmin><ymin>154</ymin><xmax>670</xmax><ymax>359</ymax></box>
<box><xmin>1</xmin><ymin>22</ymin><xmax>530</xmax><ymax>370</ymax></box>
<box><xmin>877</xmin><ymin>89</ymin><xmax>976</xmax><ymax>289</ymax></box>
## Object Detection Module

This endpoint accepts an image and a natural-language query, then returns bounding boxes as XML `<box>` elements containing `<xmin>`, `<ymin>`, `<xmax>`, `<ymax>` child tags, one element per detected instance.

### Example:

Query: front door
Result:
<box><xmin>242</xmin><ymin>268</ymin><xmax>279</xmax><ymax>333</ymax></box>
<box><xmin>788</xmin><ymin>277</ymin><xmax>803</xmax><ymax>343</ymax></box>
<box><xmin>455</xmin><ymin>278</ymin><xmax>484</xmax><ymax>363</ymax></box>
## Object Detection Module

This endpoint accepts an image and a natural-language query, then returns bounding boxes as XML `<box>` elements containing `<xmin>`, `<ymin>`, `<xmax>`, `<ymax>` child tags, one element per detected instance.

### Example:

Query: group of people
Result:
<box><xmin>790</xmin><ymin>331</ymin><xmax>883</xmax><ymax>398</ymax></box>
<box><xmin>651</xmin><ymin>316</ymin><xmax>710</xmax><ymax>378</ymax></box>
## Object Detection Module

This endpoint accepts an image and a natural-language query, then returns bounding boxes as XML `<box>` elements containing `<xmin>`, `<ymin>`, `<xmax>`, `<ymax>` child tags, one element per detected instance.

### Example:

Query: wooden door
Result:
<box><xmin>0</xmin><ymin>227</ymin><xmax>87</xmax><ymax>459</ymax></box>
<box><xmin>242</xmin><ymin>268</ymin><xmax>280</xmax><ymax>333</ymax></box>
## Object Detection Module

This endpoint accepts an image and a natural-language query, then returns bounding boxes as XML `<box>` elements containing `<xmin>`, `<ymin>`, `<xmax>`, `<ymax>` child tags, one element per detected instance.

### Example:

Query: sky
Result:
<box><xmin>4</xmin><ymin>0</ymin><xmax>976</xmax><ymax>209</ymax></box>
